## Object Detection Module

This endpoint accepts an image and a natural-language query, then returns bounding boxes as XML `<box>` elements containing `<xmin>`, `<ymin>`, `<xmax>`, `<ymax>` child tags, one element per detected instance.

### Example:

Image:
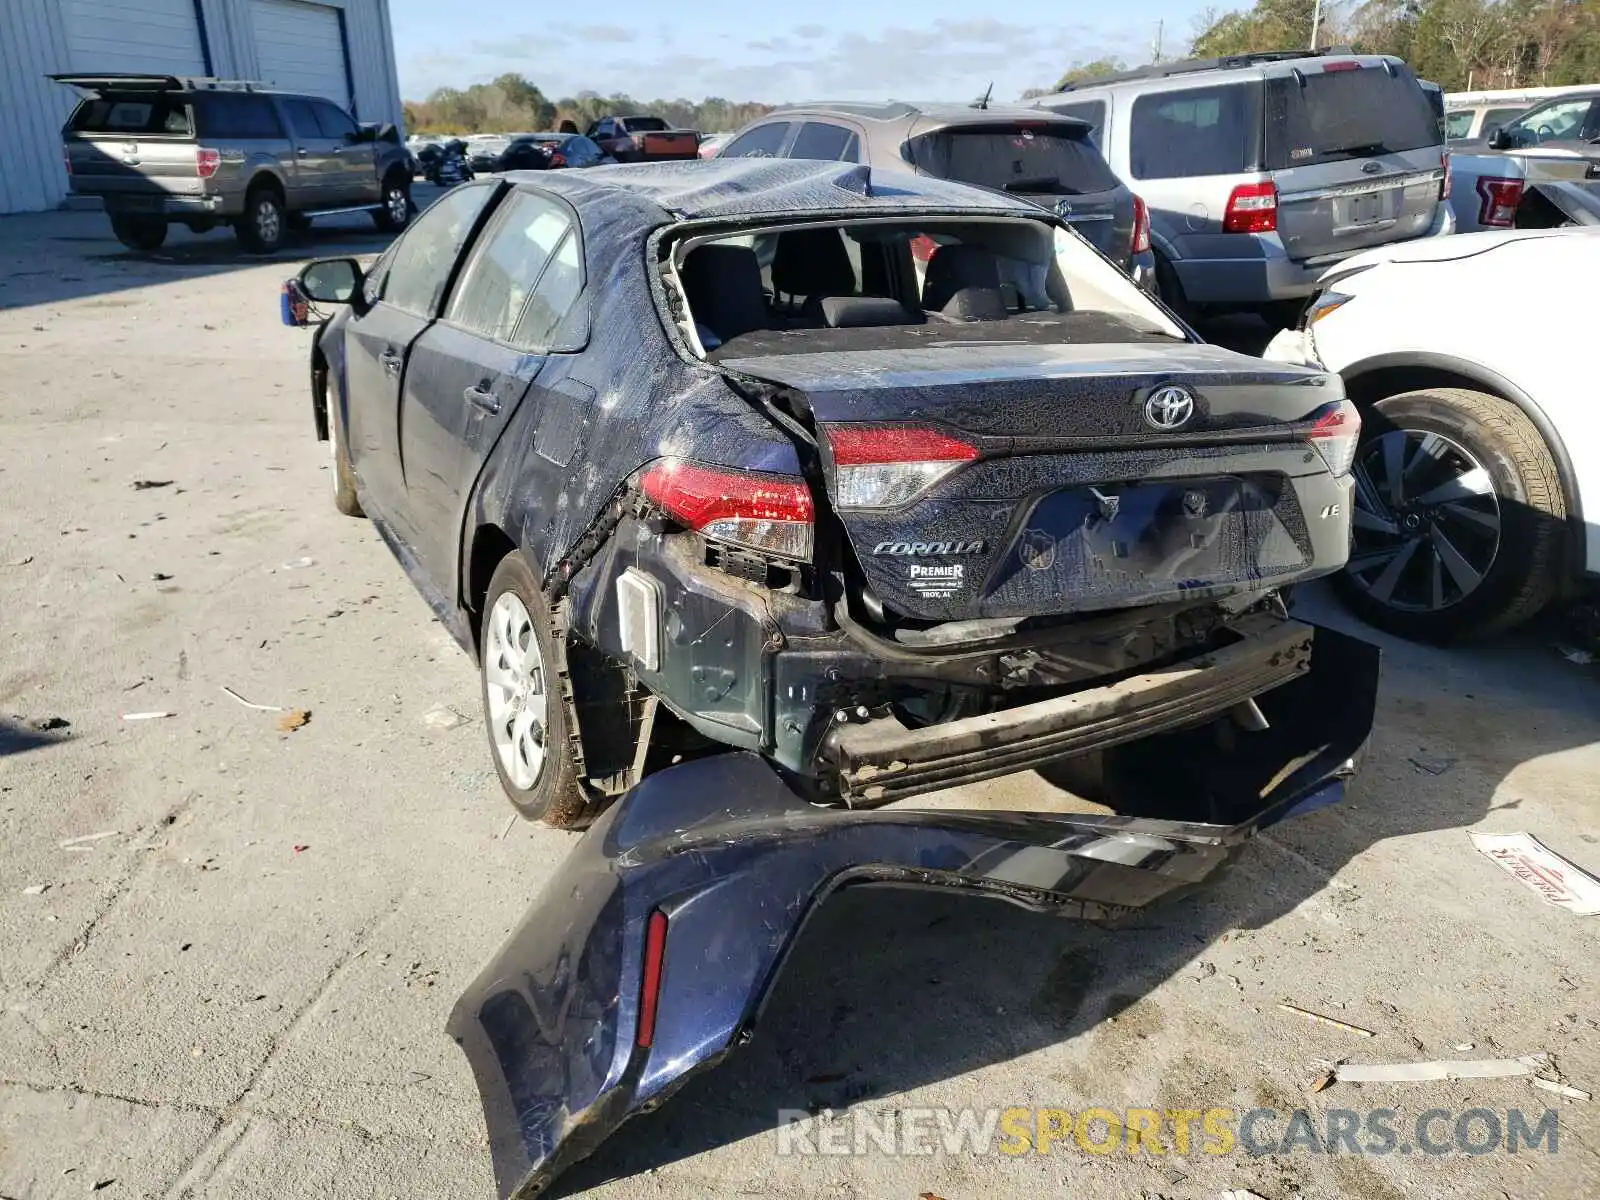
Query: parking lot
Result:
<box><xmin>3</xmin><ymin>197</ymin><xmax>1599</xmax><ymax>1200</ymax></box>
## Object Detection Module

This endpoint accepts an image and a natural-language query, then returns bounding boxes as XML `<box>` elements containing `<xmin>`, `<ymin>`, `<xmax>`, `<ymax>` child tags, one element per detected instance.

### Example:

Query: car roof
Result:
<box><xmin>1043</xmin><ymin>49</ymin><xmax>1404</xmax><ymax>92</ymax></box>
<box><xmin>764</xmin><ymin>100</ymin><xmax>1086</xmax><ymax>128</ymax></box>
<box><xmin>500</xmin><ymin>158</ymin><xmax>1037</xmax><ymax>222</ymax></box>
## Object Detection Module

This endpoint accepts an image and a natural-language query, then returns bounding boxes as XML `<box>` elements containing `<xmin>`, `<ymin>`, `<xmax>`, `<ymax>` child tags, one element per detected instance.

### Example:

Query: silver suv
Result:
<box><xmin>55</xmin><ymin>74</ymin><xmax>414</xmax><ymax>255</ymax></box>
<box><xmin>1034</xmin><ymin>50</ymin><xmax>1454</xmax><ymax>325</ymax></box>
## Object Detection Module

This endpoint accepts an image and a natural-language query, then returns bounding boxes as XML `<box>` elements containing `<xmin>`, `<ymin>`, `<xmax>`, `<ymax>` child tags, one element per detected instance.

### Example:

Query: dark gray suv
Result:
<box><xmin>55</xmin><ymin>73</ymin><xmax>414</xmax><ymax>254</ymax></box>
<box><xmin>719</xmin><ymin>102</ymin><xmax>1156</xmax><ymax>288</ymax></box>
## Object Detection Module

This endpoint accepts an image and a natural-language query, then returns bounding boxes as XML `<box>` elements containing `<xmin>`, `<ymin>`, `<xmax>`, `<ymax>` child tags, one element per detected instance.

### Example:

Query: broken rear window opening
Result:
<box><xmin>70</xmin><ymin>95</ymin><xmax>193</xmax><ymax>136</ymax></box>
<box><xmin>1265</xmin><ymin>66</ymin><xmax>1440</xmax><ymax>169</ymax></box>
<box><xmin>909</xmin><ymin>124</ymin><xmax>1121</xmax><ymax>196</ymax></box>
<box><xmin>668</xmin><ymin>216</ymin><xmax>1184</xmax><ymax>359</ymax></box>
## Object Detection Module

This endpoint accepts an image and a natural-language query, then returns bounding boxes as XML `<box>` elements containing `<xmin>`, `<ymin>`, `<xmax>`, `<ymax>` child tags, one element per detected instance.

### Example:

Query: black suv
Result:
<box><xmin>55</xmin><ymin>73</ymin><xmax>415</xmax><ymax>253</ymax></box>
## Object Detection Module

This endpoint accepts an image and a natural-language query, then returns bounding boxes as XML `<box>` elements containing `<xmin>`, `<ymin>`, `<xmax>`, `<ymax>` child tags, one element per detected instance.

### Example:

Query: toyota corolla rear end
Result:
<box><xmin>573</xmin><ymin>206</ymin><xmax>1368</xmax><ymax>806</ymax></box>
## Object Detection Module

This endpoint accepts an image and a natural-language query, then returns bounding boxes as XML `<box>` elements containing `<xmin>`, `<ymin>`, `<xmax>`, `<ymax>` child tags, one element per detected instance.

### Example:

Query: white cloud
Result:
<box><xmin>400</xmin><ymin>19</ymin><xmax>1147</xmax><ymax>104</ymax></box>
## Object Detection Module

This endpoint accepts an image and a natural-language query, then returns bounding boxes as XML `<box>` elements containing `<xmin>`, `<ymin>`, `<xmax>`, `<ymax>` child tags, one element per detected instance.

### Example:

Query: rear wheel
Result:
<box><xmin>1331</xmin><ymin>388</ymin><xmax>1566</xmax><ymax>643</ymax></box>
<box><xmin>109</xmin><ymin>213</ymin><xmax>167</xmax><ymax>252</ymax></box>
<box><xmin>480</xmin><ymin>554</ymin><xmax>590</xmax><ymax>827</ymax></box>
<box><xmin>235</xmin><ymin>187</ymin><xmax>286</xmax><ymax>254</ymax></box>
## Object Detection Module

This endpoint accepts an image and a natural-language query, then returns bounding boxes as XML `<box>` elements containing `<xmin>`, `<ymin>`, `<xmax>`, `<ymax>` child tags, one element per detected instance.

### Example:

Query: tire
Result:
<box><xmin>109</xmin><ymin>213</ymin><xmax>167</xmax><ymax>252</ymax></box>
<box><xmin>371</xmin><ymin>175</ymin><xmax>411</xmax><ymax>233</ymax></box>
<box><xmin>325</xmin><ymin>375</ymin><xmax>363</xmax><ymax>517</ymax></box>
<box><xmin>1153</xmin><ymin>252</ymin><xmax>1197</xmax><ymax>325</ymax></box>
<box><xmin>1331</xmin><ymin>387</ymin><xmax>1566</xmax><ymax>643</ymax></box>
<box><xmin>479</xmin><ymin>553</ymin><xmax>590</xmax><ymax>827</ymax></box>
<box><xmin>235</xmin><ymin>186</ymin><xmax>286</xmax><ymax>254</ymax></box>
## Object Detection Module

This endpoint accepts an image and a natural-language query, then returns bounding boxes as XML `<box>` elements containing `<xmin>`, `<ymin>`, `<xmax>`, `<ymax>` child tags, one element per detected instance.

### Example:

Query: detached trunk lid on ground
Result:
<box><xmin>718</xmin><ymin>335</ymin><xmax>1341</xmax><ymax>622</ymax></box>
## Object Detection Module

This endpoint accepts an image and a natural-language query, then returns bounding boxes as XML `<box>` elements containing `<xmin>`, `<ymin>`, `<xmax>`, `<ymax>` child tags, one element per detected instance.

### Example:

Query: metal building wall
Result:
<box><xmin>0</xmin><ymin>0</ymin><xmax>403</xmax><ymax>214</ymax></box>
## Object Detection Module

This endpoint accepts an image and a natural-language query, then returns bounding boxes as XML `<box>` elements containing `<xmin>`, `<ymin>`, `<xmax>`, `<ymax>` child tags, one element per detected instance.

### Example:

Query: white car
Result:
<box><xmin>1265</xmin><ymin>227</ymin><xmax>1599</xmax><ymax>643</ymax></box>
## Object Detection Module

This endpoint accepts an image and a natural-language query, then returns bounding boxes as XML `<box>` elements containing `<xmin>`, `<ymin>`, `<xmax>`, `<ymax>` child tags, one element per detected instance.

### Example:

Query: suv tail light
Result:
<box><xmin>1223</xmin><ymin>181</ymin><xmax>1277</xmax><ymax>233</ymax></box>
<box><xmin>1306</xmin><ymin>400</ymin><xmax>1361</xmax><ymax>476</ymax></box>
<box><xmin>640</xmin><ymin>459</ymin><xmax>814</xmax><ymax>561</ymax></box>
<box><xmin>1131</xmin><ymin>194</ymin><xmax>1151</xmax><ymax>255</ymax></box>
<box><xmin>826</xmin><ymin>425</ymin><xmax>980</xmax><ymax>509</ymax></box>
<box><xmin>1475</xmin><ymin>176</ymin><xmax>1523</xmax><ymax>227</ymax></box>
<box><xmin>195</xmin><ymin>147</ymin><xmax>221</xmax><ymax>179</ymax></box>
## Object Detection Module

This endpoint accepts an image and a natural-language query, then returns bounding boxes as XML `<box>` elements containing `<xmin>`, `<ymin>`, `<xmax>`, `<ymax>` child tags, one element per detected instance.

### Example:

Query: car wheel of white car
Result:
<box><xmin>479</xmin><ymin>553</ymin><xmax>589</xmax><ymax>827</ymax></box>
<box><xmin>1332</xmin><ymin>387</ymin><xmax>1566</xmax><ymax>643</ymax></box>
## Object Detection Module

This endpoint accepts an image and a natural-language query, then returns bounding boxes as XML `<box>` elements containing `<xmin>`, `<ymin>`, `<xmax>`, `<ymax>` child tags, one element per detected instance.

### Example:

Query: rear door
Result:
<box><xmin>342</xmin><ymin>181</ymin><xmax>499</xmax><ymax>526</ymax></box>
<box><xmin>1266</xmin><ymin>61</ymin><xmax>1447</xmax><ymax>260</ymax></box>
<box><xmin>60</xmin><ymin>86</ymin><xmax>200</xmax><ymax>206</ymax></box>
<box><xmin>399</xmin><ymin>189</ymin><xmax>584</xmax><ymax>586</ymax></box>
<box><xmin>281</xmin><ymin>97</ymin><xmax>338</xmax><ymax>201</ymax></box>
<box><xmin>904</xmin><ymin>119</ymin><xmax>1134</xmax><ymax>265</ymax></box>
<box><xmin>309</xmin><ymin>99</ymin><xmax>377</xmax><ymax>204</ymax></box>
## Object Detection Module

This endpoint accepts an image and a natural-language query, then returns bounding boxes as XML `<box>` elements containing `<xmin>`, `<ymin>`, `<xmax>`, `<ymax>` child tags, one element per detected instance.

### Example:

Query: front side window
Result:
<box><xmin>1506</xmin><ymin>97</ymin><xmax>1598</xmax><ymax>146</ymax></box>
<box><xmin>722</xmin><ymin>122</ymin><xmax>791</xmax><ymax>158</ymax></box>
<box><xmin>283</xmin><ymin>99</ymin><xmax>322</xmax><ymax>140</ymax></box>
<box><xmin>447</xmin><ymin>190</ymin><xmax>575</xmax><ymax>345</ymax></box>
<box><xmin>1445</xmin><ymin>110</ymin><xmax>1475</xmax><ymax>140</ymax></box>
<box><xmin>381</xmin><ymin>183</ymin><xmax>496</xmax><ymax>317</ymax></box>
<box><xmin>1130</xmin><ymin>84</ymin><xmax>1261</xmax><ymax>179</ymax></box>
<box><xmin>312</xmin><ymin>100</ymin><xmax>358</xmax><ymax>140</ymax></box>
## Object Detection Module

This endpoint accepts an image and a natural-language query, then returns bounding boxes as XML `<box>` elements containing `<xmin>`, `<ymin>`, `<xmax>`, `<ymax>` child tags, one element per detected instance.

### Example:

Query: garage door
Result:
<box><xmin>250</xmin><ymin>0</ymin><xmax>350</xmax><ymax>106</ymax></box>
<box><xmin>63</xmin><ymin>0</ymin><xmax>207</xmax><ymax>76</ymax></box>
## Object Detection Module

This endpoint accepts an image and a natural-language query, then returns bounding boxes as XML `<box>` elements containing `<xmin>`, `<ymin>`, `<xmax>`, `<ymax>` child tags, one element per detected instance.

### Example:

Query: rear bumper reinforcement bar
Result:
<box><xmin>823</xmin><ymin>613</ymin><xmax>1313</xmax><ymax>805</ymax></box>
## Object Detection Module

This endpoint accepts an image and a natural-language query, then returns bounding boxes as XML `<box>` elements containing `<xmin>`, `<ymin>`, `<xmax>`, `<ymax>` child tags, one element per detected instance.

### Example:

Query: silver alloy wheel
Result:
<box><xmin>484</xmin><ymin>592</ymin><xmax>548</xmax><ymax>790</ymax></box>
<box><xmin>256</xmin><ymin>198</ymin><xmax>282</xmax><ymax>244</ymax></box>
<box><xmin>1346</xmin><ymin>429</ymin><xmax>1502</xmax><ymax>613</ymax></box>
<box><xmin>386</xmin><ymin>185</ymin><xmax>408</xmax><ymax>224</ymax></box>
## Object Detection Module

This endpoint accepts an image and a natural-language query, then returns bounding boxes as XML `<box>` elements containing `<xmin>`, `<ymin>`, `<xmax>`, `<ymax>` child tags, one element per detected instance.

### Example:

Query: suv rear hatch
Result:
<box><xmin>1266</xmin><ymin>60</ymin><xmax>1446</xmax><ymax>260</ymax></box>
<box><xmin>905</xmin><ymin>118</ymin><xmax>1134</xmax><ymax>263</ymax></box>
<box><xmin>53</xmin><ymin>75</ymin><xmax>205</xmax><ymax>202</ymax></box>
<box><xmin>717</xmin><ymin>337</ymin><xmax>1343</xmax><ymax>622</ymax></box>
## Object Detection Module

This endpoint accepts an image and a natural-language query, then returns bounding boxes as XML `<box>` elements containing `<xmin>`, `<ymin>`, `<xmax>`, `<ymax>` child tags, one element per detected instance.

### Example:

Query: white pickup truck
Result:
<box><xmin>1446</xmin><ymin>88</ymin><xmax>1600</xmax><ymax>232</ymax></box>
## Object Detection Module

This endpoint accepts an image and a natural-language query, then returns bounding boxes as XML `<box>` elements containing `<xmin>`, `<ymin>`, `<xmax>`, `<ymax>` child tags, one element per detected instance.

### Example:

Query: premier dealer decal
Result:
<box><xmin>907</xmin><ymin>563</ymin><xmax>965</xmax><ymax>600</ymax></box>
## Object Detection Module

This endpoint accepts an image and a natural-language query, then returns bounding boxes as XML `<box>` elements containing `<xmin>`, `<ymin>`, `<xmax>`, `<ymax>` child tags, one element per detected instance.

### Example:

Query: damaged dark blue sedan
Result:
<box><xmin>284</xmin><ymin>159</ymin><xmax>1380</xmax><ymax>1196</ymax></box>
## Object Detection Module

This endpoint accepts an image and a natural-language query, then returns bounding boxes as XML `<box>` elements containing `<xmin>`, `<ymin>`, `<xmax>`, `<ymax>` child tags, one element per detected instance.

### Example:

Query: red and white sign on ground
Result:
<box><xmin>1471</xmin><ymin>832</ymin><xmax>1600</xmax><ymax>916</ymax></box>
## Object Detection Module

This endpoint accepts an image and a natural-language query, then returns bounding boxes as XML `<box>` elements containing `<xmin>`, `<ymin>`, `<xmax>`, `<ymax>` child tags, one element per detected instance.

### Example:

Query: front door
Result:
<box><xmin>281</xmin><ymin>97</ymin><xmax>338</xmax><ymax>202</ymax></box>
<box><xmin>339</xmin><ymin>181</ymin><xmax>500</xmax><ymax>529</ymax></box>
<box><xmin>310</xmin><ymin>98</ymin><xmax>379</xmax><ymax>205</ymax></box>
<box><xmin>399</xmin><ymin>188</ymin><xmax>586</xmax><ymax>589</ymax></box>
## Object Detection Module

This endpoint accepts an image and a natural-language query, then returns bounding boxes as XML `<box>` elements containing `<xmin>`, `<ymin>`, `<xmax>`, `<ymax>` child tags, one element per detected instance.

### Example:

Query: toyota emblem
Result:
<box><xmin>1144</xmin><ymin>385</ymin><xmax>1196</xmax><ymax>430</ymax></box>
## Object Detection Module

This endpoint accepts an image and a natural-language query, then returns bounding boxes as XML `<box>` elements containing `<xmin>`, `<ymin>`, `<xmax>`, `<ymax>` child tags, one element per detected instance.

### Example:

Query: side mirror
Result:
<box><xmin>299</xmin><ymin>257</ymin><xmax>363</xmax><ymax>303</ymax></box>
<box><xmin>1487</xmin><ymin>126</ymin><xmax>1512</xmax><ymax>150</ymax></box>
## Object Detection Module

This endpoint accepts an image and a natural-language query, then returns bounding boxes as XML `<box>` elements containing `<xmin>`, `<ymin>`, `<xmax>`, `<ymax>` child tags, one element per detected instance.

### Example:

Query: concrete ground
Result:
<box><xmin>2</xmin><ymin>196</ymin><xmax>1597</xmax><ymax>1200</ymax></box>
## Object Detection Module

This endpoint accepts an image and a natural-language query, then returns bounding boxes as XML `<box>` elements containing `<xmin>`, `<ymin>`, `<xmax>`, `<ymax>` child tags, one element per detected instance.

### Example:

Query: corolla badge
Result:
<box><xmin>1018</xmin><ymin>528</ymin><xmax>1057</xmax><ymax>572</ymax></box>
<box><xmin>1144</xmin><ymin>385</ymin><xmax>1196</xmax><ymax>430</ymax></box>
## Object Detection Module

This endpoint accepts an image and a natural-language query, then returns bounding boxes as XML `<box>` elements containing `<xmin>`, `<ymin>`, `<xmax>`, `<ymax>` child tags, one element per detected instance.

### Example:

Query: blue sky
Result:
<box><xmin>389</xmin><ymin>0</ymin><xmax>1218</xmax><ymax>105</ymax></box>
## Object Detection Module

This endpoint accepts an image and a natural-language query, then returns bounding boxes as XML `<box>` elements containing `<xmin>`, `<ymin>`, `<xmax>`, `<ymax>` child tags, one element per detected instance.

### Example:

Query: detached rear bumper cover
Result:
<box><xmin>449</xmin><ymin>627</ymin><xmax>1380</xmax><ymax>1199</ymax></box>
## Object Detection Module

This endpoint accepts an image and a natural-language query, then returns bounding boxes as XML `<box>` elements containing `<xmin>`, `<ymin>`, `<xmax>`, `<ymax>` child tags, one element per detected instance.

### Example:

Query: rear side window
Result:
<box><xmin>789</xmin><ymin>122</ymin><xmax>855</xmax><ymax>161</ymax></box>
<box><xmin>514</xmin><ymin>231</ymin><xmax>583</xmax><ymax>349</ymax></box>
<box><xmin>70</xmin><ymin>95</ymin><xmax>192</xmax><ymax>136</ymax></box>
<box><xmin>282</xmin><ymin>99</ymin><xmax>321</xmax><ymax>139</ymax></box>
<box><xmin>1481</xmin><ymin>106</ymin><xmax>1524</xmax><ymax>134</ymax></box>
<box><xmin>195</xmin><ymin>93</ymin><xmax>284</xmax><ymax>139</ymax></box>
<box><xmin>722</xmin><ymin>122</ymin><xmax>791</xmax><ymax>158</ymax></box>
<box><xmin>1046</xmin><ymin>100</ymin><xmax>1106</xmax><ymax>145</ymax></box>
<box><xmin>1264</xmin><ymin>66</ymin><xmax>1440</xmax><ymax>169</ymax></box>
<box><xmin>447</xmin><ymin>191</ymin><xmax>574</xmax><ymax>345</ymax></box>
<box><xmin>910</xmin><ymin>124</ymin><xmax>1120</xmax><ymax>196</ymax></box>
<box><xmin>1130</xmin><ymin>84</ymin><xmax>1261</xmax><ymax>179</ymax></box>
<box><xmin>1445</xmin><ymin>110</ymin><xmax>1475</xmax><ymax>140</ymax></box>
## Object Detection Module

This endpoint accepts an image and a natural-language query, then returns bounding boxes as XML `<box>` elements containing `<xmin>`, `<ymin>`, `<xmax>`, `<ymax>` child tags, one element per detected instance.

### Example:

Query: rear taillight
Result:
<box><xmin>1440</xmin><ymin>149</ymin><xmax>1452</xmax><ymax>200</ymax></box>
<box><xmin>1475</xmin><ymin>176</ymin><xmax>1523</xmax><ymax>227</ymax></box>
<box><xmin>1306</xmin><ymin>400</ymin><xmax>1361</xmax><ymax>476</ymax></box>
<box><xmin>195</xmin><ymin>147</ymin><xmax>221</xmax><ymax>179</ymax></box>
<box><xmin>826</xmin><ymin>425</ymin><xmax>980</xmax><ymax>509</ymax></box>
<box><xmin>640</xmin><ymin>459</ymin><xmax>814</xmax><ymax>560</ymax></box>
<box><xmin>1130</xmin><ymin>194</ymin><xmax>1151</xmax><ymax>255</ymax></box>
<box><xmin>1223</xmin><ymin>182</ymin><xmax>1277</xmax><ymax>233</ymax></box>
<box><xmin>636</xmin><ymin>910</ymin><xmax>668</xmax><ymax>1048</ymax></box>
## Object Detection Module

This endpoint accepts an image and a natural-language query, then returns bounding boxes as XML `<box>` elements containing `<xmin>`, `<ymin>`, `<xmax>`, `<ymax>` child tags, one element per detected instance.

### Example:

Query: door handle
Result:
<box><xmin>379</xmin><ymin>348</ymin><xmax>402</xmax><ymax>376</ymax></box>
<box><xmin>463</xmin><ymin>384</ymin><xmax>501</xmax><ymax>414</ymax></box>
<box><xmin>297</xmin><ymin>147</ymin><xmax>309</xmax><ymax>157</ymax></box>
